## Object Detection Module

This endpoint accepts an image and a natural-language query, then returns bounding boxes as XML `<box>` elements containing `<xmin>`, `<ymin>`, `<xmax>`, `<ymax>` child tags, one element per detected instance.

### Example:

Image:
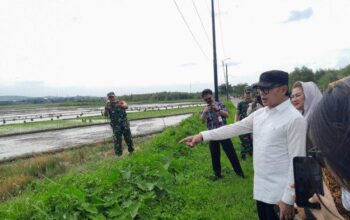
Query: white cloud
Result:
<box><xmin>0</xmin><ymin>0</ymin><xmax>350</xmax><ymax>96</ymax></box>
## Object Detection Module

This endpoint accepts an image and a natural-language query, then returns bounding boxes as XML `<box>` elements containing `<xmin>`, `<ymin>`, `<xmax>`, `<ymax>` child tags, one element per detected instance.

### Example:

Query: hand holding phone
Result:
<box><xmin>293</xmin><ymin>156</ymin><xmax>324</xmax><ymax>209</ymax></box>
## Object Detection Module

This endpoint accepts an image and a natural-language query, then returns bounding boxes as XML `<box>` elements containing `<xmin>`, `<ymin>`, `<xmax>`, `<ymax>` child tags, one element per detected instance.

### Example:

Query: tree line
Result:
<box><xmin>0</xmin><ymin>92</ymin><xmax>202</xmax><ymax>106</ymax></box>
<box><xmin>118</xmin><ymin>92</ymin><xmax>201</xmax><ymax>103</ymax></box>
<box><xmin>219</xmin><ymin>64</ymin><xmax>350</xmax><ymax>96</ymax></box>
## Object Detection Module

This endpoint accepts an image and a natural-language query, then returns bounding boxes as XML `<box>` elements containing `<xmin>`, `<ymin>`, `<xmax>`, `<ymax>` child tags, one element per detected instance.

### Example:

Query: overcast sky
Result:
<box><xmin>1</xmin><ymin>0</ymin><xmax>350</xmax><ymax>96</ymax></box>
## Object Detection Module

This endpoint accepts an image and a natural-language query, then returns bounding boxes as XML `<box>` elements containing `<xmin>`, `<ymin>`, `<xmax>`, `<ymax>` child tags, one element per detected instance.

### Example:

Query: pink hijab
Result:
<box><xmin>299</xmin><ymin>81</ymin><xmax>322</xmax><ymax>119</ymax></box>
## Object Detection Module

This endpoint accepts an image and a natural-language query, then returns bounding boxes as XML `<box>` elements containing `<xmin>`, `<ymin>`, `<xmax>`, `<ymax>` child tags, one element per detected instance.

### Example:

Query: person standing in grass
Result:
<box><xmin>181</xmin><ymin>71</ymin><xmax>306</xmax><ymax>220</ymax></box>
<box><xmin>200</xmin><ymin>89</ymin><xmax>244</xmax><ymax>180</ymax></box>
<box><xmin>235</xmin><ymin>86</ymin><xmax>254</xmax><ymax>160</ymax></box>
<box><xmin>104</xmin><ymin>91</ymin><xmax>134</xmax><ymax>156</ymax></box>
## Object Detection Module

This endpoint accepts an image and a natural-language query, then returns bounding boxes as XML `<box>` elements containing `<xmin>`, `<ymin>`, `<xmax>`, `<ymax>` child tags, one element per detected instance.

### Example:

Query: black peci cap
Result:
<box><xmin>253</xmin><ymin>70</ymin><xmax>289</xmax><ymax>88</ymax></box>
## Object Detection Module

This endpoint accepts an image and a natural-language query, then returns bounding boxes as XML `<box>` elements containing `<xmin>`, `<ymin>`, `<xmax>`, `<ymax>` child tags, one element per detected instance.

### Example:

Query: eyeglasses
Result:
<box><xmin>257</xmin><ymin>84</ymin><xmax>282</xmax><ymax>95</ymax></box>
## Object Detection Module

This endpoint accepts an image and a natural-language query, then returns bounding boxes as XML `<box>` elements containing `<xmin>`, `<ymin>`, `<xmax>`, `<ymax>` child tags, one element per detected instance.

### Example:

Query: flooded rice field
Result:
<box><xmin>0</xmin><ymin>114</ymin><xmax>191</xmax><ymax>162</ymax></box>
<box><xmin>0</xmin><ymin>102</ymin><xmax>203</xmax><ymax>125</ymax></box>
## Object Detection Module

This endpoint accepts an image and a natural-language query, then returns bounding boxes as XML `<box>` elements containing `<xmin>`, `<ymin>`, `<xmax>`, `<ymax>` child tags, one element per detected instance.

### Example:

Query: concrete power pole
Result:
<box><xmin>225</xmin><ymin>63</ymin><xmax>229</xmax><ymax>100</ymax></box>
<box><xmin>211</xmin><ymin>0</ymin><xmax>218</xmax><ymax>101</ymax></box>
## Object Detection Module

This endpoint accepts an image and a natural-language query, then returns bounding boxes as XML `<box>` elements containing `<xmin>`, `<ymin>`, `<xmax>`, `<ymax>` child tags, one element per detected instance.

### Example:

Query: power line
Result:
<box><xmin>173</xmin><ymin>0</ymin><xmax>210</xmax><ymax>60</ymax></box>
<box><xmin>191</xmin><ymin>0</ymin><xmax>212</xmax><ymax>46</ymax></box>
<box><xmin>204</xmin><ymin>0</ymin><xmax>211</xmax><ymax>15</ymax></box>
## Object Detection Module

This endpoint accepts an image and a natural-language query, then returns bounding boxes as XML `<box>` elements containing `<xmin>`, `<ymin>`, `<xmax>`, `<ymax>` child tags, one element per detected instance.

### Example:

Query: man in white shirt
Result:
<box><xmin>180</xmin><ymin>70</ymin><xmax>306</xmax><ymax>220</ymax></box>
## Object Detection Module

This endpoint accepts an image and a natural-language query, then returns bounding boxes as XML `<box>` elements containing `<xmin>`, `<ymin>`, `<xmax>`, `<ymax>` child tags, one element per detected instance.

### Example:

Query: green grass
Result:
<box><xmin>0</xmin><ymin>106</ymin><xmax>202</xmax><ymax>136</ymax></box>
<box><xmin>0</xmin><ymin>101</ymin><xmax>257</xmax><ymax>219</ymax></box>
<box><xmin>0</xmin><ymin>136</ymin><xmax>153</xmax><ymax>201</ymax></box>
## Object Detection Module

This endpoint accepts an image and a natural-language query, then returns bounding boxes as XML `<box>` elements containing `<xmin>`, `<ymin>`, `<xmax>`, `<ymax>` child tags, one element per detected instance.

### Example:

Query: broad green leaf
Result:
<box><xmin>81</xmin><ymin>203</ymin><xmax>98</xmax><ymax>214</ymax></box>
<box><xmin>128</xmin><ymin>202</ymin><xmax>141</xmax><ymax>219</ymax></box>
<box><xmin>122</xmin><ymin>200</ymin><xmax>132</xmax><ymax>208</ymax></box>
<box><xmin>121</xmin><ymin>170</ymin><xmax>131</xmax><ymax>180</ymax></box>
<box><xmin>136</xmin><ymin>181</ymin><xmax>156</xmax><ymax>191</ymax></box>
<box><xmin>88</xmin><ymin>214</ymin><xmax>106</xmax><ymax>220</ymax></box>
<box><xmin>162</xmin><ymin>159</ymin><xmax>172</xmax><ymax>171</ymax></box>
<box><xmin>140</xmin><ymin>192</ymin><xmax>156</xmax><ymax>202</ymax></box>
<box><xmin>107</xmin><ymin>205</ymin><xmax>123</xmax><ymax>218</ymax></box>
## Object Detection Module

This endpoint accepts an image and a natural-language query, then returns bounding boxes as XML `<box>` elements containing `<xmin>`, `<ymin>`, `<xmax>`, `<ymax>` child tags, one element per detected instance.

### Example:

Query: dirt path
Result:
<box><xmin>0</xmin><ymin>114</ymin><xmax>191</xmax><ymax>162</ymax></box>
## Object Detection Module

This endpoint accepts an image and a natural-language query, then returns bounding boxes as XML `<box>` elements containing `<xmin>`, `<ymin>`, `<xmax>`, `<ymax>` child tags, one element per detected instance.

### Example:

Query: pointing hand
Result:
<box><xmin>179</xmin><ymin>134</ymin><xmax>203</xmax><ymax>147</ymax></box>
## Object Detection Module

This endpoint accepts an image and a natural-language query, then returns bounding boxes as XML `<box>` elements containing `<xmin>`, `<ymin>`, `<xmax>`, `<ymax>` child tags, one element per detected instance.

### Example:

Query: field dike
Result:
<box><xmin>0</xmin><ymin>102</ymin><xmax>257</xmax><ymax>219</ymax></box>
<box><xmin>0</xmin><ymin>106</ymin><xmax>202</xmax><ymax>137</ymax></box>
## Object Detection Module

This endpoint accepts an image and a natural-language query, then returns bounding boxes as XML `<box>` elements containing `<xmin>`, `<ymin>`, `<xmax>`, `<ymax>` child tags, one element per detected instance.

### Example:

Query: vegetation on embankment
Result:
<box><xmin>0</xmin><ymin>101</ymin><xmax>256</xmax><ymax>219</ymax></box>
<box><xmin>0</xmin><ymin>106</ymin><xmax>202</xmax><ymax>136</ymax></box>
<box><xmin>0</xmin><ymin>136</ymin><xmax>153</xmax><ymax>201</ymax></box>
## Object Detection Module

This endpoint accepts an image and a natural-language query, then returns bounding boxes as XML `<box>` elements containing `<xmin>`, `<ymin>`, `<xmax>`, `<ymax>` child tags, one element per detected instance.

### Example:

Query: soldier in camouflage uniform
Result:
<box><xmin>235</xmin><ymin>86</ymin><xmax>253</xmax><ymax>160</ymax></box>
<box><xmin>104</xmin><ymin>92</ymin><xmax>134</xmax><ymax>156</ymax></box>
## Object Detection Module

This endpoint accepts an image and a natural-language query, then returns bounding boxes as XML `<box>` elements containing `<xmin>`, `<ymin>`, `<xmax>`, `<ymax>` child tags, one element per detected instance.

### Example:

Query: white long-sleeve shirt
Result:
<box><xmin>201</xmin><ymin>99</ymin><xmax>306</xmax><ymax>205</ymax></box>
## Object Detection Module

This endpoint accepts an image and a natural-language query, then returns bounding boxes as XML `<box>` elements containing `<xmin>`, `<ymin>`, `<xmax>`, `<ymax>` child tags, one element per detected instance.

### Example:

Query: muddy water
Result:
<box><xmin>0</xmin><ymin>114</ymin><xmax>191</xmax><ymax>161</ymax></box>
<box><xmin>0</xmin><ymin>102</ymin><xmax>203</xmax><ymax>125</ymax></box>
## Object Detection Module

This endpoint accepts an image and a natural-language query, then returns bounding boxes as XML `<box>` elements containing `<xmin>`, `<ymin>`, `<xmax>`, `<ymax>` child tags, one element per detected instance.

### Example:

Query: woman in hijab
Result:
<box><xmin>291</xmin><ymin>82</ymin><xmax>323</xmax><ymax>219</ymax></box>
<box><xmin>291</xmin><ymin>81</ymin><xmax>322</xmax><ymax>119</ymax></box>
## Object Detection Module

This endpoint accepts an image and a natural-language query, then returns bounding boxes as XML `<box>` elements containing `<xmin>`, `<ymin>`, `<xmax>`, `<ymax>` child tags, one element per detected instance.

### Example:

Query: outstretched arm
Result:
<box><xmin>179</xmin><ymin>114</ymin><xmax>254</xmax><ymax>147</ymax></box>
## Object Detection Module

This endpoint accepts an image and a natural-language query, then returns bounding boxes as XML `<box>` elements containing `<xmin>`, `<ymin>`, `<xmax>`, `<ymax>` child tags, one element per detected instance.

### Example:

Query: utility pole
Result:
<box><xmin>222</xmin><ymin>58</ymin><xmax>230</xmax><ymax>101</ymax></box>
<box><xmin>211</xmin><ymin>0</ymin><xmax>218</xmax><ymax>101</ymax></box>
<box><xmin>225</xmin><ymin>63</ymin><xmax>229</xmax><ymax>100</ymax></box>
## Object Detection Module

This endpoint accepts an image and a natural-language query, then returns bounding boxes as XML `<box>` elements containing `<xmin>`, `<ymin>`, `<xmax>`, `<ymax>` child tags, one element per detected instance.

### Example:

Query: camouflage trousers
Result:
<box><xmin>239</xmin><ymin>134</ymin><xmax>253</xmax><ymax>159</ymax></box>
<box><xmin>111</xmin><ymin>123</ymin><xmax>134</xmax><ymax>156</ymax></box>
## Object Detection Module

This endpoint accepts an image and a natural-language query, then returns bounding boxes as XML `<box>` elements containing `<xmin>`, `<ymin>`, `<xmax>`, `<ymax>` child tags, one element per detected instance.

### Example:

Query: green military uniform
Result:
<box><xmin>105</xmin><ymin>101</ymin><xmax>134</xmax><ymax>156</ymax></box>
<box><xmin>237</xmin><ymin>100</ymin><xmax>253</xmax><ymax>159</ymax></box>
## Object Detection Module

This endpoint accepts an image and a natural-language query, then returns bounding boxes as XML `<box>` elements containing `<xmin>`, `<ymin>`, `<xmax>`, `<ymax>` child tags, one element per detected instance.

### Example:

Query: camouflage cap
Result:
<box><xmin>107</xmin><ymin>91</ymin><xmax>115</xmax><ymax>97</ymax></box>
<box><xmin>244</xmin><ymin>86</ymin><xmax>253</xmax><ymax>92</ymax></box>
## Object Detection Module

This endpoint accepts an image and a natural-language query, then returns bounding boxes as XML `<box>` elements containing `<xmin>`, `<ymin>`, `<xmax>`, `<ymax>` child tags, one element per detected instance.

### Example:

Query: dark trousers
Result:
<box><xmin>209</xmin><ymin>139</ymin><xmax>243</xmax><ymax>177</ymax></box>
<box><xmin>256</xmin><ymin>201</ymin><xmax>279</xmax><ymax>220</ymax></box>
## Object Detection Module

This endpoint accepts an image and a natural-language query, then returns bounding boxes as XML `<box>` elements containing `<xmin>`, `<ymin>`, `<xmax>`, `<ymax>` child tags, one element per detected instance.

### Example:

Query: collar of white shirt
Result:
<box><xmin>266</xmin><ymin>98</ymin><xmax>290</xmax><ymax>113</ymax></box>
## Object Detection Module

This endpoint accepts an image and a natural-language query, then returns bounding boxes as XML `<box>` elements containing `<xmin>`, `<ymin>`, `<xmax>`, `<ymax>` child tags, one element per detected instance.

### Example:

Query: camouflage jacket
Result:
<box><xmin>104</xmin><ymin>101</ymin><xmax>128</xmax><ymax>126</ymax></box>
<box><xmin>237</xmin><ymin>100</ymin><xmax>250</xmax><ymax>120</ymax></box>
